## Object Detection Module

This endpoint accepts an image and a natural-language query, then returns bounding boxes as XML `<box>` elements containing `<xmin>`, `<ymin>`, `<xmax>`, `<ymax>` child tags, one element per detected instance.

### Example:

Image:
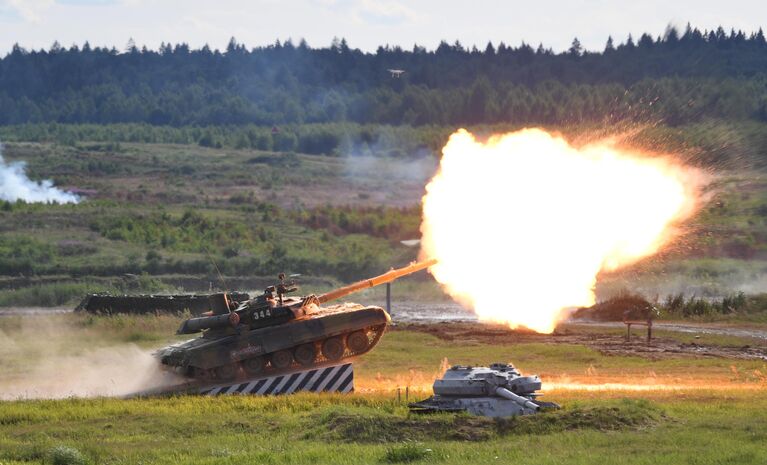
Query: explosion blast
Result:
<box><xmin>420</xmin><ymin>128</ymin><xmax>699</xmax><ymax>333</ymax></box>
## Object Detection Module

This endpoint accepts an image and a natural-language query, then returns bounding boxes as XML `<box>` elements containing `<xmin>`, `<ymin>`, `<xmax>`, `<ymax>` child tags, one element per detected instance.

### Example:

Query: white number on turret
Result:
<box><xmin>253</xmin><ymin>309</ymin><xmax>272</xmax><ymax>320</ymax></box>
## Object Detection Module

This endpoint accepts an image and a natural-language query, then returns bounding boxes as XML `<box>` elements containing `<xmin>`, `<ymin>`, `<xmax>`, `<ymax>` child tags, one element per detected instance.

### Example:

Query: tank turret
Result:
<box><xmin>410</xmin><ymin>363</ymin><xmax>559</xmax><ymax>417</ymax></box>
<box><xmin>157</xmin><ymin>259</ymin><xmax>435</xmax><ymax>381</ymax></box>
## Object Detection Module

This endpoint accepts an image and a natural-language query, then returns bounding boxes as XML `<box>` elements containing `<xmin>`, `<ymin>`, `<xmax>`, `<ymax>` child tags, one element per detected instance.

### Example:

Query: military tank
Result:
<box><xmin>409</xmin><ymin>363</ymin><xmax>559</xmax><ymax>417</ymax></box>
<box><xmin>156</xmin><ymin>259</ymin><xmax>436</xmax><ymax>381</ymax></box>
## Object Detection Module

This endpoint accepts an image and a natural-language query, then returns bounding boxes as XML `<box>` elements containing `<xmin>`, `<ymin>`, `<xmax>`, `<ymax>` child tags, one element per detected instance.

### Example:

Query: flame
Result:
<box><xmin>420</xmin><ymin>128</ymin><xmax>699</xmax><ymax>333</ymax></box>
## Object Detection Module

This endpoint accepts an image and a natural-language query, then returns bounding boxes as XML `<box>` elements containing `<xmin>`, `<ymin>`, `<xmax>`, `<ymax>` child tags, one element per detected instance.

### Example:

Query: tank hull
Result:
<box><xmin>157</xmin><ymin>305</ymin><xmax>389</xmax><ymax>378</ymax></box>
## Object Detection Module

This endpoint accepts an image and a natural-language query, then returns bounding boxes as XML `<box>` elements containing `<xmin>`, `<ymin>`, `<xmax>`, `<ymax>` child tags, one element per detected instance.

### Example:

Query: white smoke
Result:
<box><xmin>0</xmin><ymin>143</ymin><xmax>79</xmax><ymax>204</ymax></box>
<box><xmin>0</xmin><ymin>319</ymin><xmax>182</xmax><ymax>399</ymax></box>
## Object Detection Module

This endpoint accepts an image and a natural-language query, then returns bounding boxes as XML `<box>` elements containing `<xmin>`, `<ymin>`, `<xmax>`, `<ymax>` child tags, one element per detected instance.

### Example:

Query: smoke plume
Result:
<box><xmin>0</xmin><ymin>143</ymin><xmax>79</xmax><ymax>204</ymax></box>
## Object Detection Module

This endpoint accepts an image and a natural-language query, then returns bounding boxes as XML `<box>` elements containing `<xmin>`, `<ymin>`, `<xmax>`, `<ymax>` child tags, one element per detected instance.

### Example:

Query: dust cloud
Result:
<box><xmin>0</xmin><ymin>319</ymin><xmax>181</xmax><ymax>399</ymax></box>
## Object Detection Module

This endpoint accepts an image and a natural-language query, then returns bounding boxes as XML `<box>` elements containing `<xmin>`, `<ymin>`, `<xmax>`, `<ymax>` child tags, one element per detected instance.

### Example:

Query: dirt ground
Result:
<box><xmin>397</xmin><ymin>322</ymin><xmax>767</xmax><ymax>361</ymax></box>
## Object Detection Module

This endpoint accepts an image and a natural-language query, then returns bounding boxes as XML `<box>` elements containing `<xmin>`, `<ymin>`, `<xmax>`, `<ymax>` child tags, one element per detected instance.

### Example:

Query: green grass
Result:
<box><xmin>0</xmin><ymin>391</ymin><xmax>764</xmax><ymax>464</ymax></box>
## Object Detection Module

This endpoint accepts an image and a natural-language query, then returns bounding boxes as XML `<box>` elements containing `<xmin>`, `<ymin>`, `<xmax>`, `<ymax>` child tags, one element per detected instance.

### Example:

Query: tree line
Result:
<box><xmin>1</xmin><ymin>25</ymin><xmax>767</xmax><ymax>127</ymax></box>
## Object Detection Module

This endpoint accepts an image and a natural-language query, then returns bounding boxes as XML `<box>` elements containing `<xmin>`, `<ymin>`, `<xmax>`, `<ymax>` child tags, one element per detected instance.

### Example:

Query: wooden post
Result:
<box><xmin>626</xmin><ymin>323</ymin><xmax>631</xmax><ymax>341</ymax></box>
<box><xmin>647</xmin><ymin>319</ymin><xmax>652</xmax><ymax>343</ymax></box>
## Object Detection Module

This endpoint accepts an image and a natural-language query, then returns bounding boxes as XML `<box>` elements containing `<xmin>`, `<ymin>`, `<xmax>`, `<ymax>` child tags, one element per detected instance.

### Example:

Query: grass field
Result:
<box><xmin>1</xmin><ymin>391</ymin><xmax>765</xmax><ymax>465</ymax></box>
<box><xmin>0</xmin><ymin>314</ymin><xmax>766</xmax><ymax>465</ymax></box>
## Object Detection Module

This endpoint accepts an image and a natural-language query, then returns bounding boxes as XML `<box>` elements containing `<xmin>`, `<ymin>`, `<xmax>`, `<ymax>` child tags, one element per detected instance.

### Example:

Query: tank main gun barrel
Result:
<box><xmin>494</xmin><ymin>387</ymin><xmax>540</xmax><ymax>411</ymax></box>
<box><xmin>317</xmin><ymin>258</ymin><xmax>437</xmax><ymax>304</ymax></box>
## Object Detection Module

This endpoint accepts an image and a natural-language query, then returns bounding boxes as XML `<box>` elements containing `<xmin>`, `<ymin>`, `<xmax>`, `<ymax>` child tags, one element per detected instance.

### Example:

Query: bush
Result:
<box><xmin>661</xmin><ymin>292</ymin><xmax>750</xmax><ymax>317</ymax></box>
<box><xmin>47</xmin><ymin>445</ymin><xmax>87</xmax><ymax>465</ymax></box>
<box><xmin>383</xmin><ymin>443</ymin><xmax>431</xmax><ymax>463</ymax></box>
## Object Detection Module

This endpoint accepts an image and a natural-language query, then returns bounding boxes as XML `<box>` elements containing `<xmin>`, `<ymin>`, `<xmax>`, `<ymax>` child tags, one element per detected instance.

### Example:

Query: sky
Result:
<box><xmin>0</xmin><ymin>0</ymin><xmax>765</xmax><ymax>55</ymax></box>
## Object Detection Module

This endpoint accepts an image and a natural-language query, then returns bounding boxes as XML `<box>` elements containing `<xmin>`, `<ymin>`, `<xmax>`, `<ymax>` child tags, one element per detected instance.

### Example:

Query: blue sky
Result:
<box><xmin>0</xmin><ymin>0</ymin><xmax>765</xmax><ymax>55</ymax></box>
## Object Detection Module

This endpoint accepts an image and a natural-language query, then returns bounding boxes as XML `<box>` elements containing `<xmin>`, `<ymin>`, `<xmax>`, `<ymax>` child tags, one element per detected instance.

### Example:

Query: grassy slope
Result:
<box><xmin>0</xmin><ymin>138</ymin><xmax>766</xmax><ymax>308</ymax></box>
<box><xmin>0</xmin><ymin>142</ymin><xmax>430</xmax><ymax>304</ymax></box>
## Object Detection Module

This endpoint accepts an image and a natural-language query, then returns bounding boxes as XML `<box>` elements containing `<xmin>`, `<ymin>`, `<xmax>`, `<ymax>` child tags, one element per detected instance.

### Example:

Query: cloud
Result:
<box><xmin>181</xmin><ymin>15</ymin><xmax>227</xmax><ymax>35</ymax></box>
<box><xmin>58</xmin><ymin>0</ymin><xmax>122</xmax><ymax>5</ymax></box>
<box><xmin>309</xmin><ymin>0</ymin><xmax>417</xmax><ymax>26</ymax></box>
<box><xmin>353</xmin><ymin>0</ymin><xmax>418</xmax><ymax>26</ymax></box>
<box><xmin>1</xmin><ymin>0</ymin><xmax>55</xmax><ymax>22</ymax></box>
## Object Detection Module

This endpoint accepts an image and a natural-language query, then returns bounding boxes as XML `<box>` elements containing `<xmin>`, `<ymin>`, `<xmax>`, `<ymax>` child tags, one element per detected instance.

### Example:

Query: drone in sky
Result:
<box><xmin>387</xmin><ymin>69</ymin><xmax>405</xmax><ymax>78</ymax></box>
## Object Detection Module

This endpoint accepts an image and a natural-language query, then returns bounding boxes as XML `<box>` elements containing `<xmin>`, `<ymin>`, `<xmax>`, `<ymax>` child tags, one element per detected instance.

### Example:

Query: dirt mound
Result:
<box><xmin>572</xmin><ymin>294</ymin><xmax>657</xmax><ymax>321</ymax></box>
<box><xmin>312</xmin><ymin>400</ymin><xmax>663</xmax><ymax>443</ymax></box>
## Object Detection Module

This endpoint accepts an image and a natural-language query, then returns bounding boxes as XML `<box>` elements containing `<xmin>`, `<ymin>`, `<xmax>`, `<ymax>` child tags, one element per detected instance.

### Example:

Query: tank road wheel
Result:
<box><xmin>294</xmin><ymin>343</ymin><xmax>317</xmax><ymax>366</ymax></box>
<box><xmin>271</xmin><ymin>350</ymin><xmax>293</xmax><ymax>370</ymax></box>
<box><xmin>192</xmin><ymin>367</ymin><xmax>213</xmax><ymax>380</ymax></box>
<box><xmin>346</xmin><ymin>331</ymin><xmax>369</xmax><ymax>353</ymax></box>
<box><xmin>243</xmin><ymin>356</ymin><xmax>266</xmax><ymax>376</ymax></box>
<box><xmin>215</xmin><ymin>363</ymin><xmax>239</xmax><ymax>381</ymax></box>
<box><xmin>321</xmin><ymin>337</ymin><xmax>345</xmax><ymax>361</ymax></box>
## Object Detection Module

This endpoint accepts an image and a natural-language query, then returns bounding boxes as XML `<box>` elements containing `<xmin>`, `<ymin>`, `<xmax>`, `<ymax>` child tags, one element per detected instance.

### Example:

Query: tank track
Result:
<box><xmin>188</xmin><ymin>324</ymin><xmax>386</xmax><ymax>381</ymax></box>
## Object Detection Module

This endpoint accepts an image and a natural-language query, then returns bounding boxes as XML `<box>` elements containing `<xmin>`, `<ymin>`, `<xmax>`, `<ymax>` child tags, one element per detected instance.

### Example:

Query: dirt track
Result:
<box><xmin>391</xmin><ymin>300</ymin><xmax>767</xmax><ymax>338</ymax></box>
<box><xmin>391</xmin><ymin>299</ymin><xmax>767</xmax><ymax>361</ymax></box>
<box><xmin>0</xmin><ymin>306</ymin><xmax>72</xmax><ymax>316</ymax></box>
<box><xmin>397</xmin><ymin>321</ymin><xmax>767</xmax><ymax>361</ymax></box>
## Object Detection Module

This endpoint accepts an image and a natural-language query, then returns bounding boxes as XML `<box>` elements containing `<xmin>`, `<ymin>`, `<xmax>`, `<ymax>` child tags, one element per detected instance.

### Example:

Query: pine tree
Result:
<box><xmin>125</xmin><ymin>38</ymin><xmax>137</xmax><ymax>54</ymax></box>
<box><xmin>226</xmin><ymin>37</ymin><xmax>238</xmax><ymax>54</ymax></box>
<box><xmin>569</xmin><ymin>37</ymin><xmax>582</xmax><ymax>56</ymax></box>
<box><xmin>664</xmin><ymin>25</ymin><xmax>679</xmax><ymax>44</ymax></box>
<box><xmin>756</xmin><ymin>28</ymin><xmax>766</xmax><ymax>46</ymax></box>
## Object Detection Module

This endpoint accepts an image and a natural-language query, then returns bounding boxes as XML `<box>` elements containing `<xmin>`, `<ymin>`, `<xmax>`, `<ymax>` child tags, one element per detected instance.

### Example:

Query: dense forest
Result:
<box><xmin>1</xmin><ymin>25</ymin><xmax>767</xmax><ymax>127</ymax></box>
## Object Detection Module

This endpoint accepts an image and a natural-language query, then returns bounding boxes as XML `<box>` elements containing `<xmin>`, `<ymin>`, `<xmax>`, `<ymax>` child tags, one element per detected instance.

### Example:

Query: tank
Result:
<box><xmin>156</xmin><ymin>259</ymin><xmax>436</xmax><ymax>381</ymax></box>
<box><xmin>409</xmin><ymin>363</ymin><xmax>559</xmax><ymax>417</ymax></box>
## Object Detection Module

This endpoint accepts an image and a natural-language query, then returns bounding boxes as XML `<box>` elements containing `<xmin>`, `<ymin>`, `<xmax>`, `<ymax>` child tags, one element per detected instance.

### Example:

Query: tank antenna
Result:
<box><xmin>204</xmin><ymin>247</ymin><xmax>228</xmax><ymax>291</ymax></box>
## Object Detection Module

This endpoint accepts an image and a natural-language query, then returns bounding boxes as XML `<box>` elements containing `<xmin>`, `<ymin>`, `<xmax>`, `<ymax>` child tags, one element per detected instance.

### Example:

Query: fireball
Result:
<box><xmin>420</xmin><ymin>128</ymin><xmax>698</xmax><ymax>333</ymax></box>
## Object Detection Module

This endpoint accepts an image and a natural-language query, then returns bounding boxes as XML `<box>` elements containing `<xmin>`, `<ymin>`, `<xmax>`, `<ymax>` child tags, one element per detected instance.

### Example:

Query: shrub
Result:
<box><xmin>47</xmin><ymin>445</ymin><xmax>87</xmax><ymax>465</ymax></box>
<box><xmin>383</xmin><ymin>443</ymin><xmax>431</xmax><ymax>463</ymax></box>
